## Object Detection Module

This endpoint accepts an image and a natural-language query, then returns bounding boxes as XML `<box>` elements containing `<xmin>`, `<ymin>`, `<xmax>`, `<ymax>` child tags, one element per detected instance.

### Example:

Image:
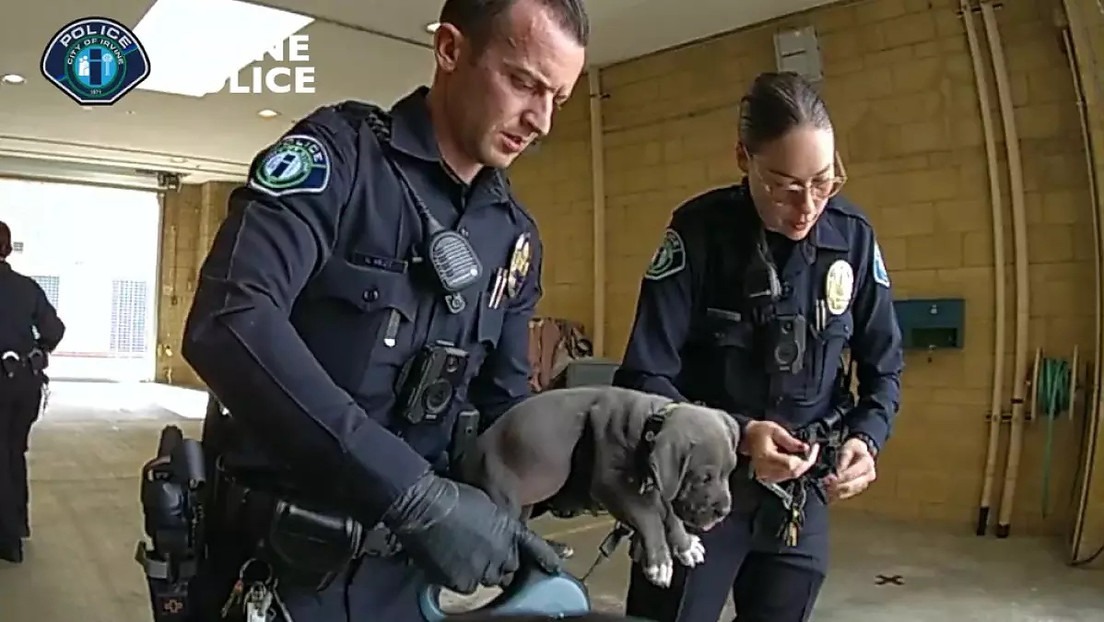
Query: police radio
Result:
<box><xmin>387</xmin><ymin>162</ymin><xmax>483</xmax><ymax>314</ymax></box>
<box><xmin>421</xmin><ymin>211</ymin><xmax>482</xmax><ymax>313</ymax></box>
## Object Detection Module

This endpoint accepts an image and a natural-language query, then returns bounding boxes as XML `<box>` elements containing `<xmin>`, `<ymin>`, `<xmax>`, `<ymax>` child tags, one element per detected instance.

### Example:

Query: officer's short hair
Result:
<box><xmin>738</xmin><ymin>72</ymin><xmax>832</xmax><ymax>154</ymax></box>
<box><xmin>439</xmin><ymin>0</ymin><xmax>590</xmax><ymax>53</ymax></box>
<box><xmin>0</xmin><ymin>220</ymin><xmax>11</xmax><ymax>258</ymax></box>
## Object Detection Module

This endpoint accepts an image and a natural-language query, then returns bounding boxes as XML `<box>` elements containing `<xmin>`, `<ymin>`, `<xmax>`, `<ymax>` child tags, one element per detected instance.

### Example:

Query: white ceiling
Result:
<box><xmin>0</xmin><ymin>0</ymin><xmax>836</xmax><ymax>183</ymax></box>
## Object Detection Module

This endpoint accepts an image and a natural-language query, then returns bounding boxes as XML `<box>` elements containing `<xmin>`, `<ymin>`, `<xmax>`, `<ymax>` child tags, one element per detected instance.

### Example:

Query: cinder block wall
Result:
<box><xmin>155</xmin><ymin>182</ymin><xmax>234</xmax><ymax>388</ymax></box>
<box><xmin>509</xmin><ymin>0</ymin><xmax>1098</xmax><ymax>536</ymax></box>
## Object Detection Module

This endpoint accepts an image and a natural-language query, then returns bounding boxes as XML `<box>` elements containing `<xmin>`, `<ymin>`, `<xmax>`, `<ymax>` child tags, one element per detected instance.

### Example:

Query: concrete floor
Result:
<box><xmin>1</xmin><ymin>382</ymin><xmax>1102</xmax><ymax>622</ymax></box>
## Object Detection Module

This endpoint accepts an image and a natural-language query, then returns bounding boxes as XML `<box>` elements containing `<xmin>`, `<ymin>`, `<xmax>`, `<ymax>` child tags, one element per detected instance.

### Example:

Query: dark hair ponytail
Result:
<box><xmin>738</xmin><ymin>72</ymin><xmax>832</xmax><ymax>153</ymax></box>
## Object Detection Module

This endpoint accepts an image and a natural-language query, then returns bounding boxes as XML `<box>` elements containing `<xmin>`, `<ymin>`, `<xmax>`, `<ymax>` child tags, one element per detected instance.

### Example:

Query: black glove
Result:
<box><xmin>382</xmin><ymin>471</ymin><xmax>562</xmax><ymax>594</ymax></box>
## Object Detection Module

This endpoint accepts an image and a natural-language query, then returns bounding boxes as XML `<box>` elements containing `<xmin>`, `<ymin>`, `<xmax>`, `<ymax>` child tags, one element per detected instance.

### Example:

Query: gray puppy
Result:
<box><xmin>459</xmin><ymin>385</ymin><xmax>742</xmax><ymax>587</ymax></box>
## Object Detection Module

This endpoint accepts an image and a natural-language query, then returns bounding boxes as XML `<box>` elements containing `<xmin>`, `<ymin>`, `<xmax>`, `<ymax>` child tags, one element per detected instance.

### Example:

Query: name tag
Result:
<box><xmin>351</xmin><ymin>252</ymin><xmax>407</xmax><ymax>274</ymax></box>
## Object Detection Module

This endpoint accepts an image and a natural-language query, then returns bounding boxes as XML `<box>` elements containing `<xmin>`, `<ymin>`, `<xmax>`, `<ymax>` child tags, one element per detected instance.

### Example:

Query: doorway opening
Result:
<box><xmin>0</xmin><ymin>178</ymin><xmax>161</xmax><ymax>382</ymax></box>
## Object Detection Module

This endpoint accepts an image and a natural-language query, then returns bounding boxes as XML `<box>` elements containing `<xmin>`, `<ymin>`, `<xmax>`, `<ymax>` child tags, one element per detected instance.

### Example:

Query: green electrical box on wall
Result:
<box><xmin>892</xmin><ymin>298</ymin><xmax>965</xmax><ymax>350</ymax></box>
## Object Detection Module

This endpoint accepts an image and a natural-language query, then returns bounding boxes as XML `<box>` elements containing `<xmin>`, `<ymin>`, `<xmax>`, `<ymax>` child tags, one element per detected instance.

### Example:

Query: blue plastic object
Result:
<box><xmin>418</xmin><ymin>565</ymin><xmax>591</xmax><ymax>621</ymax></box>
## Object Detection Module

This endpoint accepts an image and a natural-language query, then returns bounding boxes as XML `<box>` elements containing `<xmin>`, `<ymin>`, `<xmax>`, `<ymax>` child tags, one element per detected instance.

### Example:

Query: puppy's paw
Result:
<box><xmin>644</xmin><ymin>559</ymin><xmax>674</xmax><ymax>588</ymax></box>
<box><xmin>674</xmin><ymin>534</ymin><xmax>705</xmax><ymax>567</ymax></box>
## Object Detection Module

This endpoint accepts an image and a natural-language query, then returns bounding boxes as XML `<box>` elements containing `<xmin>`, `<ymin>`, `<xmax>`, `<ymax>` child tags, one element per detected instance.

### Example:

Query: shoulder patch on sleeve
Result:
<box><xmin>872</xmin><ymin>240</ymin><xmax>890</xmax><ymax>288</ymax></box>
<box><xmin>247</xmin><ymin>134</ymin><xmax>331</xmax><ymax>198</ymax></box>
<box><xmin>644</xmin><ymin>228</ymin><xmax>687</xmax><ymax>281</ymax></box>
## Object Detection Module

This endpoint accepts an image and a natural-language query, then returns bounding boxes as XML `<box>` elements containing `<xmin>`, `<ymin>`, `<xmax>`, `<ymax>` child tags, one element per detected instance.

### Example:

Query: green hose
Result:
<box><xmin>1037</xmin><ymin>357</ymin><xmax>1072</xmax><ymax>517</ymax></box>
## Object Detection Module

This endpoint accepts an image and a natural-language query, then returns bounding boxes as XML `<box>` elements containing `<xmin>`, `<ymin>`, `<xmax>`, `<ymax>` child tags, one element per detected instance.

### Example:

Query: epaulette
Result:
<box><xmin>825</xmin><ymin>194</ymin><xmax>872</xmax><ymax>226</ymax></box>
<box><xmin>672</xmin><ymin>184</ymin><xmax>741</xmax><ymax>219</ymax></box>
<box><xmin>334</xmin><ymin>101</ymin><xmax>393</xmax><ymax>144</ymax></box>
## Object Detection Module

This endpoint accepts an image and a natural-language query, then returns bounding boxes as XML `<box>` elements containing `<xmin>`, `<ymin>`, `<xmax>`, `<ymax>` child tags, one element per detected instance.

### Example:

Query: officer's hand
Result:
<box><xmin>382</xmin><ymin>471</ymin><xmax>562</xmax><ymax>594</ymax></box>
<box><xmin>742</xmin><ymin>420</ymin><xmax>820</xmax><ymax>483</ymax></box>
<box><xmin>825</xmin><ymin>437</ymin><xmax>876</xmax><ymax>501</ymax></box>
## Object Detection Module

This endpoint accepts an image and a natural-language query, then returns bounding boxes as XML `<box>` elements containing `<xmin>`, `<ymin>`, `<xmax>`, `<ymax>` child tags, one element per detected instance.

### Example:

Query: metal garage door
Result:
<box><xmin>0</xmin><ymin>156</ymin><xmax>168</xmax><ymax>382</ymax></box>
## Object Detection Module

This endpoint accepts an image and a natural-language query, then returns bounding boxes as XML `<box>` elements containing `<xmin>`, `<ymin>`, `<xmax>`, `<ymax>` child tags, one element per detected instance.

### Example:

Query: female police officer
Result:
<box><xmin>612</xmin><ymin>72</ymin><xmax>904</xmax><ymax>622</ymax></box>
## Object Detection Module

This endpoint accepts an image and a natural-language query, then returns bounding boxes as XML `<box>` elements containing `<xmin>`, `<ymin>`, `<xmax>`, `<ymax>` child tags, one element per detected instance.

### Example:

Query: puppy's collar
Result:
<box><xmin>636</xmin><ymin>402</ymin><xmax>678</xmax><ymax>495</ymax></box>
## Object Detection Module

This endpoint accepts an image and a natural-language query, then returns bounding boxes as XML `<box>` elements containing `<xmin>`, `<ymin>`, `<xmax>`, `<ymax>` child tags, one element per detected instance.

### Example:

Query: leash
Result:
<box><xmin>578</xmin><ymin>401</ymin><xmax>678</xmax><ymax>580</ymax></box>
<box><xmin>579</xmin><ymin>522</ymin><xmax>632</xmax><ymax>582</ymax></box>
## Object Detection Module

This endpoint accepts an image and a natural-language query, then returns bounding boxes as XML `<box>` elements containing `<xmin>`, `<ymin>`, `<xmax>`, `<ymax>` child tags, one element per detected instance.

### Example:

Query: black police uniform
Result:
<box><xmin>613</xmin><ymin>180</ymin><xmax>903</xmax><ymax>622</ymax></box>
<box><xmin>0</xmin><ymin>260</ymin><xmax>65</xmax><ymax>558</ymax></box>
<box><xmin>180</xmin><ymin>87</ymin><xmax>542</xmax><ymax>620</ymax></box>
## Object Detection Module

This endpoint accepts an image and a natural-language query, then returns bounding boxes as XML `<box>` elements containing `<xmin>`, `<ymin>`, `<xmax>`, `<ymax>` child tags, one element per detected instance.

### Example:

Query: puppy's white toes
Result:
<box><xmin>644</xmin><ymin>561</ymin><xmax>674</xmax><ymax>588</ymax></box>
<box><xmin>689</xmin><ymin>535</ymin><xmax>706</xmax><ymax>564</ymax></box>
<box><xmin>659</xmin><ymin>561</ymin><xmax>673</xmax><ymax>587</ymax></box>
<box><xmin>675</xmin><ymin>535</ymin><xmax>706</xmax><ymax>567</ymax></box>
<box><xmin>674</xmin><ymin>546</ymin><xmax>696</xmax><ymax>567</ymax></box>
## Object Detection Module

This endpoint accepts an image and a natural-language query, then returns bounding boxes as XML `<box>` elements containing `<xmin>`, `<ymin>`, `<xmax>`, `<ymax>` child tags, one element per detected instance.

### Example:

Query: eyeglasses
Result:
<box><xmin>748</xmin><ymin>151</ymin><xmax>848</xmax><ymax>204</ymax></box>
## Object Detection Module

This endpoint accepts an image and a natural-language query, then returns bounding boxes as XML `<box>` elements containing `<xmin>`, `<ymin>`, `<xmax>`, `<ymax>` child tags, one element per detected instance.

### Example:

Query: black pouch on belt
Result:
<box><xmin>0</xmin><ymin>352</ymin><xmax>23</xmax><ymax>378</ymax></box>
<box><xmin>258</xmin><ymin>499</ymin><xmax>365</xmax><ymax>592</ymax></box>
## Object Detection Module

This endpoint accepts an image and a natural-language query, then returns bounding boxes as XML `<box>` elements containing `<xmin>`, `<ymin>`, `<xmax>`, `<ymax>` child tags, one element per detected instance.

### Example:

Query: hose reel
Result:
<box><xmin>1026</xmin><ymin>346</ymin><xmax>1081</xmax><ymax>517</ymax></box>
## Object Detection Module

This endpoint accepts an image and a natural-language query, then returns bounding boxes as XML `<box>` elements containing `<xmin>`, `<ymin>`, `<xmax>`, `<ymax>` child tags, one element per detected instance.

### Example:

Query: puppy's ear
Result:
<box><xmin>720</xmin><ymin>411</ymin><xmax>742</xmax><ymax>458</ymax></box>
<box><xmin>648</xmin><ymin>431</ymin><xmax>691</xmax><ymax>501</ymax></box>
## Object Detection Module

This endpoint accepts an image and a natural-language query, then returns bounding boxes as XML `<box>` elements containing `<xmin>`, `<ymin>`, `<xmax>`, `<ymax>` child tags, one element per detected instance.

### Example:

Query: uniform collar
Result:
<box><xmin>388</xmin><ymin>86</ymin><xmax>510</xmax><ymax>204</ymax></box>
<box><xmin>389</xmin><ymin>86</ymin><xmax>440</xmax><ymax>163</ymax></box>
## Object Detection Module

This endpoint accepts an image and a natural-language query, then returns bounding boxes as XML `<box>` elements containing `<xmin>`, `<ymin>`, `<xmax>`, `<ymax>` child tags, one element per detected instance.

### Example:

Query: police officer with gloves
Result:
<box><xmin>169</xmin><ymin>0</ymin><xmax>589</xmax><ymax>620</ymax></box>
<box><xmin>0</xmin><ymin>220</ymin><xmax>65</xmax><ymax>563</ymax></box>
<box><xmin>613</xmin><ymin>72</ymin><xmax>904</xmax><ymax>622</ymax></box>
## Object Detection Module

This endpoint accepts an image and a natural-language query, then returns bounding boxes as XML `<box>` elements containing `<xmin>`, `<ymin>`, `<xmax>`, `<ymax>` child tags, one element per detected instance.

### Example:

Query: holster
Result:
<box><xmin>212</xmin><ymin>463</ymin><xmax>400</xmax><ymax>592</ymax></box>
<box><xmin>136</xmin><ymin>426</ymin><xmax>207</xmax><ymax>622</ymax></box>
<box><xmin>27</xmin><ymin>348</ymin><xmax>48</xmax><ymax>375</ymax></box>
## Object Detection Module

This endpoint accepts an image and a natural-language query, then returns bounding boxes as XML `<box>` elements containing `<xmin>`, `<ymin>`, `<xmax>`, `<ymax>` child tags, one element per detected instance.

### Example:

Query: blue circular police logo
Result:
<box><xmin>40</xmin><ymin>17</ymin><xmax>150</xmax><ymax>106</ymax></box>
<box><xmin>258</xmin><ymin>143</ymin><xmax>314</xmax><ymax>189</ymax></box>
<box><xmin>247</xmin><ymin>135</ymin><xmax>332</xmax><ymax>198</ymax></box>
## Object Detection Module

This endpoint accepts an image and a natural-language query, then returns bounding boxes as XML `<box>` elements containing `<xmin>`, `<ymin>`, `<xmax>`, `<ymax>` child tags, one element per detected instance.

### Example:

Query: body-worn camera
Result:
<box><xmin>765</xmin><ymin>314</ymin><xmax>806</xmax><ymax>374</ymax></box>
<box><xmin>397</xmin><ymin>341</ymin><xmax>470</xmax><ymax>425</ymax></box>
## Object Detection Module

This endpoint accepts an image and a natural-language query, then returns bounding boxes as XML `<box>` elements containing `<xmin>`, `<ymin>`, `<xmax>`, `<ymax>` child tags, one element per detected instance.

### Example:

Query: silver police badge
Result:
<box><xmin>505</xmin><ymin>233</ymin><xmax>532</xmax><ymax>299</ymax></box>
<box><xmin>825</xmin><ymin>260</ymin><xmax>854</xmax><ymax>315</ymax></box>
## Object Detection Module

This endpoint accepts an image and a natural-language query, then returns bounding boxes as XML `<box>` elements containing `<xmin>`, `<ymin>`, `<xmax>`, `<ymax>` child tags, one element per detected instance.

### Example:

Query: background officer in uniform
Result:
<box><xmin>612</xmin><ymin>72</ymin><xmax>904</xmax><ymax>622</ymax></box>
<box><xmin>179</xmin><ymin>0</ymin><xmax>588</xmax><ymax>619</ymax></box>
<box><xmin>0</xmin><ymin>220</ymin><xmax>65</xmax><ymax>563</ymax></box>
